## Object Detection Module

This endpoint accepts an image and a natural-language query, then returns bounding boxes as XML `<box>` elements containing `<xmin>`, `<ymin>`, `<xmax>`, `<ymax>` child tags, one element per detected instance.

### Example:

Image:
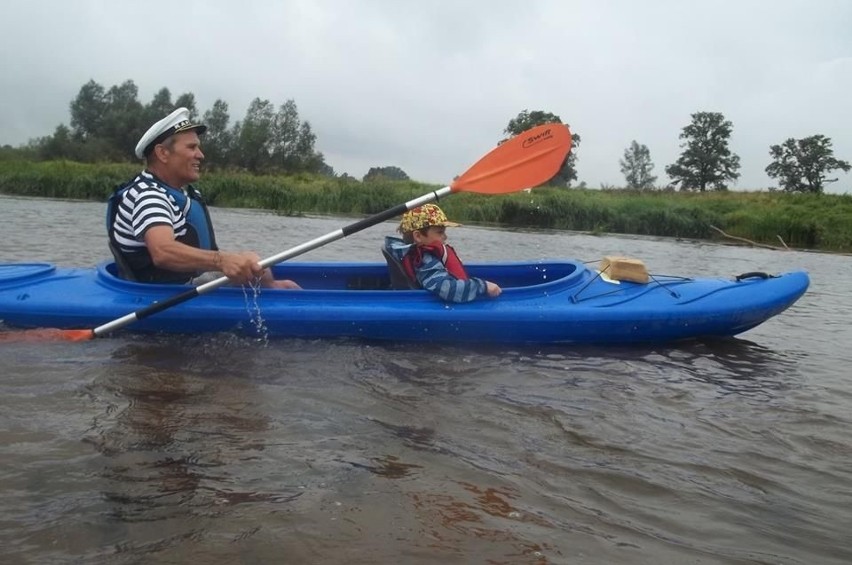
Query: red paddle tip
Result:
<box><xmin>61</xmin><ymin>329</ymin><xmax>97</xmax><ymax>342</ymax></box>
<box><xmin>0</xmin><ymin>328</ymin><xmax>95</xmax><ymax>343</ymax></box>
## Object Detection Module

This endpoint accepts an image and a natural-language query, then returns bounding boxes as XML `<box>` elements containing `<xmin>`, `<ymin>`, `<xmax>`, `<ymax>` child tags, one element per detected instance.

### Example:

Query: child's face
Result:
<box><xmin>413</xmin><ymin>226</ymin><xmax>447</xmax><ymax>246</ymax></box>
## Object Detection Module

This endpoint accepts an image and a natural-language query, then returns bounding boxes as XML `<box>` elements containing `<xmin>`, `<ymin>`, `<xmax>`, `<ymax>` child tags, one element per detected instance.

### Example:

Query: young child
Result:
<box><xmin>383</xmin><ymin>204</ymin><xmax>502</xmax><ymax>303</ymax></box>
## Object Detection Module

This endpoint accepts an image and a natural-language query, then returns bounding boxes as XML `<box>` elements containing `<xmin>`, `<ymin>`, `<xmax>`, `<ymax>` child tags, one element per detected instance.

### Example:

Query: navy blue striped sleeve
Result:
<box><xmin>415</xmin><ymin>253</ymin><xmax>487</xmax><ymax>303</ymax></box>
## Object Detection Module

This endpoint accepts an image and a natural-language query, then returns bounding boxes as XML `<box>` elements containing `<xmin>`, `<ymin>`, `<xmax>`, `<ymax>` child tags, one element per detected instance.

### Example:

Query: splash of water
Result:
<box><xmin>241</xmin><ymin>277</ymin><xmax>269</xmax><ymax>344</ymax></box>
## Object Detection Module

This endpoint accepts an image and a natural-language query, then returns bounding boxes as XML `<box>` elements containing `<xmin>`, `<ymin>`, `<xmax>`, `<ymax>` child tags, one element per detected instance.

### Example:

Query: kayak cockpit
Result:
<box><xmin>97</xmin><ymin>260</ymin><xmax>589</xmax><ymax>292</ymax></box>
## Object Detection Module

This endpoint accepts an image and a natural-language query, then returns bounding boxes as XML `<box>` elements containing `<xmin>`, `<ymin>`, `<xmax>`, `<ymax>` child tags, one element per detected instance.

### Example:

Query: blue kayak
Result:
<box><xmin>0</xmin><ymin>259</ymin><xmax>809</xmax><ymax>344</ymax></box>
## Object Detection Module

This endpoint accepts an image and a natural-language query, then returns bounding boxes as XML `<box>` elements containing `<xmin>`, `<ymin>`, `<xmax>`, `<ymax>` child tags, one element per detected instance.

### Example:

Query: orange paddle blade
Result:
<box><xmin>451</xmin><ymin>123</ymin><xmax>572</xmax><ymax>194</ymax></box>
<box><xmin>0</xmin><ymin>328</ymin><xmax>95</xmax><ymax>343</ymax></box>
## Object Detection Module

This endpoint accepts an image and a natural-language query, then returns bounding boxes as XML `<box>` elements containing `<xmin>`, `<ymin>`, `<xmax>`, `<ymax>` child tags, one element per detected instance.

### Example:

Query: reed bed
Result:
<box><xmin>2</xmin><ymin>160</ymin><xmax>850</xmax><ymax>253</ymax></box>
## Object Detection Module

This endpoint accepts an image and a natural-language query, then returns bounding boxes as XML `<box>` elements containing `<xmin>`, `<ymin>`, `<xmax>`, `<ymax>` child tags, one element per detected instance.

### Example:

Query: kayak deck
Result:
<box><xmin>0</xmin><ymin>260</ymin><xmax>810</xmax><ymax>344</ymax></box>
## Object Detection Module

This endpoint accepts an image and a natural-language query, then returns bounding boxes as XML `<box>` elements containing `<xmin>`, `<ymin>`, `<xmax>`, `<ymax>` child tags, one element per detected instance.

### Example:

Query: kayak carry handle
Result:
<box><xmin>735</xmin><ymin>272</ymin><xmax>771</xmax><ymax>281</ymax></box>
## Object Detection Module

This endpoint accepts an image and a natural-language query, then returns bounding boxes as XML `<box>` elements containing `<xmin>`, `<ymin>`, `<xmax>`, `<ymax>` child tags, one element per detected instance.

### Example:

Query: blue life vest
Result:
<box><xmin>107</xmin><ymin>176</ymin><xmax>219</xmax><ymax>283</ymax></box>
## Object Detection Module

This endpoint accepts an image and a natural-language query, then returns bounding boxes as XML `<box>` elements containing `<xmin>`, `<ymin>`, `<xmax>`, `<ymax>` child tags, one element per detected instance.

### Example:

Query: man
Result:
<box><xmin>108</xmin><ymin>107</ymin><xmax>299</xmax><ymax>288</ymax></box>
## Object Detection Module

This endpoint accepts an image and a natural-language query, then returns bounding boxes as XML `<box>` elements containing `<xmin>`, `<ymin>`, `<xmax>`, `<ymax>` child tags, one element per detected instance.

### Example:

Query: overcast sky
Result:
<box><xmin>2</xmin><ymin>0</ymin><xmax>850</xmax><ymax>192</ymax></box>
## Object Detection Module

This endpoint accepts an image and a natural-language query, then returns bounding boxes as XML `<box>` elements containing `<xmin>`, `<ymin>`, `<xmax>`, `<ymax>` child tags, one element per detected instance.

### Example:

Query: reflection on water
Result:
<box><xmin>368</xmin><ymin>418</ymin><xmax>440</xmax><ymax>454</ymax></box>
<box><xmin>343</xmin><ymin>455</ymin><xmax>423</xmax><ymax>479</ymax></box>
<box><xmin>74</xmin><ymin>339</ymin><xmax>303</xmax><ymax>560</ymax></box>
<box><xmin>407</xmin><ymin>482</ymin><xmax>558</xmax><ymax>563</ymax></box>
<box><xmin>656</xmin><ymin>338</ymin><xmax>804</xmax><ymax>399</ymax></box>
<box><xmin>2</xmin><ymin>196</ymin><xmax>852</xmax><ymax>564</ymax></box>
<box><xmin>2</xmin><ymin>326</ymin><xmax>850</xmax><ymax>563</ymax></box>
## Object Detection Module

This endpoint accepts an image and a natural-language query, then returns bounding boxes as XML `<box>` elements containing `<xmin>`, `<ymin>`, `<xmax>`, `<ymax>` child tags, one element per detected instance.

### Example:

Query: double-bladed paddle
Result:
<box><xmin>1</xmin><ymin>123</ymin><xmax>572</xmax><ymax>342</ymax></box>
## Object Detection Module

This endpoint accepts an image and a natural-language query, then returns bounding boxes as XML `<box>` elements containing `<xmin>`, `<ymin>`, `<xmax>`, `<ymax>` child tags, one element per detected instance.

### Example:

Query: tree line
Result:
<box><xmin>1</xmin><ymin>80</ymin><xmax>848</xmax><ymax>193</ymax></box>
<box><xmin>494</xmin><ymin>109</ymin><xmax>849</xmax><ymax>194</ymax></box>
<box><xmin>4</xmin><ymin>79</ymin><xmax>331</xmax><ymax>176</ymax></box>
<box><xmin>626</xmin><ymin>111</ymin><xmax>849</xmax><ymax>194</ymax></box>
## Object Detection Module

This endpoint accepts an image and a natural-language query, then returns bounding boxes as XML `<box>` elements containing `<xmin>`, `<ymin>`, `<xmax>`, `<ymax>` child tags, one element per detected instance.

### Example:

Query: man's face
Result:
<box><xmin>162</xmin><ymin>130</ymin><xmax>204</xmax><ymax>186</ymax></box>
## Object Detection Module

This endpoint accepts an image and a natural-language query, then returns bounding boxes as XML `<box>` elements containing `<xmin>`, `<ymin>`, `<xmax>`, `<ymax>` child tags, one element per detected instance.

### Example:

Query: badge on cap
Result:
<box><xmin>135</xmin><ymin>107</ymin><xmax>208</xmax><ymax>159</ymax></box>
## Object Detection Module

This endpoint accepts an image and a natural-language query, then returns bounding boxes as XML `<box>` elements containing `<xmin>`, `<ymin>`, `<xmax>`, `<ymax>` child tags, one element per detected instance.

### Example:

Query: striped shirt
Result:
<box><xmin>383</xmin><ymin>236</ymin><xmax>487</xmax><ymax>303</ymax></box>
<box><xmin>415</xmin><ymin>252</ymin><xmax>488</xmax><ymax>303</ymax></box>
<box><xmin>111</xmin><ymin>171</ymin><xmax>190</xmax><ymax>253</ymax></box>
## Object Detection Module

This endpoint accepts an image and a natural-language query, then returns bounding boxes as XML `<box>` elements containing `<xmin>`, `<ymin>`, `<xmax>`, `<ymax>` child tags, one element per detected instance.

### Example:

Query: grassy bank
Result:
<box><xmin>2</xmin><ymin>160</ymin><xmax>851</xmax><ymax>252</ymax></box>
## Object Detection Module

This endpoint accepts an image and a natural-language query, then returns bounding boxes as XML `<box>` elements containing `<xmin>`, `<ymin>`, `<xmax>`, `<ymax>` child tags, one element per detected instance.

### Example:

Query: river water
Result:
<box><xmin>0</xmin><ymin>194</ymin><xmax>850</xmax><ymax>564</ymax></box>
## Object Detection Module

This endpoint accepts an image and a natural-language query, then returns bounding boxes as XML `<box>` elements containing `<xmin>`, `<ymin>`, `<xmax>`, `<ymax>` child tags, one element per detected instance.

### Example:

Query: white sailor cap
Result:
<box><xmin>134</xmin><ymin>107</ymin><xmax>208</xmax><ymax>159</ymax></box>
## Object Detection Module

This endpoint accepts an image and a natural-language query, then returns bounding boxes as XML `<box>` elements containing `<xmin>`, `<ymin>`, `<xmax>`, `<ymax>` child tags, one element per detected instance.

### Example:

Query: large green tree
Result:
<box><xmin>67</xmin><ymin>79</ymin><xmax>142</xmax><ymax>160</ymax></box>
<box><xmin>232</xmin><ymin>98</ymin><xmax>276</xmax><ymax>172</ymax></box>
<box><xmin>174</xmin><ymin>93</ymin><xmax>198</xmax><ymax>116</ymax></box>
<box><xmin>229</xmin><ymin>97</ymin><xmax>326</xmax><ymax>174</ymax></box>
<box><xmin>69</xmin><ymin>80</ymin><xmax>108</xmax><ymax>141</ymax></box>
<box><xmin>504</xmin><ymin>110</ymin><xmax>581</xmax><ymax>187</ymax></box>
<box><xmin>363</xmin><ymin>166</ymin><xmax>409</xmax><ymax>182</ymax></box>
<box><xmin>99</xmin><ymin>81</ymin><xmax>145</xmax><ymax>159</ymax></box>
<box><xmin>765</xmin><ymin>135</ymin><xmax>850</xmax><ymax>193</ymax></box>
<box><xmin>271</xmin><ymin>99</ymin><xmax>322</xmax><ymax>172</ymax></box>
<box><xmin>201</xmin><ymin>99</ymin><xmax>234</xmax><ymax>169</ymax></box>
<box><xmin>37</xmin><ymin>124</ymin><xmax>77</xmax><ymax>161</ymax></box>
<box><xmin>144</xmin><ymin>87</ymin><xmax>174</xmax><ymax>131</ymax></box>
<box><xmin>665</xmin><ymin>112</ymin><xmax>741</xmax><ymax>191</ymax></box>
<box><xmin>619</xmin><ymin>140</ymin><xmax>657</xmax><ymax>190</ymax></box>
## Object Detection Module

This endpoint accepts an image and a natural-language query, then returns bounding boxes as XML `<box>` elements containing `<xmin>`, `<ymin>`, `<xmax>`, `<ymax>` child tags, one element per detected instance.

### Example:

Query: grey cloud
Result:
<box><xmin>1</xmin><ymin>0</ymin><xmax>850</xmax><ymax>192</ymax></box>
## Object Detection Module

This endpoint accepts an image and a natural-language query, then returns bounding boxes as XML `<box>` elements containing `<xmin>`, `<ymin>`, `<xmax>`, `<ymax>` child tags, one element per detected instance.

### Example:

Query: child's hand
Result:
<box><xmin>486</xmin><ymin>281</ymin><xmax>502</xmax><ymax>298</ymax></box>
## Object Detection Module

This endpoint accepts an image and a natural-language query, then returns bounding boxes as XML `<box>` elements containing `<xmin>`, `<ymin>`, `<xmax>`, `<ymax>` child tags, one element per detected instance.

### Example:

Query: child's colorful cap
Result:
<box><xmin>398</xmin><ymin>204</ymin><xmax>461</xmax><ymax>233</ymax></box>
